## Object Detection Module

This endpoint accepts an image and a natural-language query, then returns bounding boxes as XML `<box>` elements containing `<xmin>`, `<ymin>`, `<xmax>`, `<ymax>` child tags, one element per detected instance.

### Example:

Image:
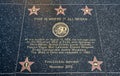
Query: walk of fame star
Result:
<box><xmin>28</xmin><ymin>6</ymin><xmax>40</xmax><ymax>15</ymax></box>
<box><xmin>19</xmin><ymin>57</ymin><xmax>34</xmax><ymax>72</ymax></box>
<box><xmin>81</xmin><ymin>6</ymin><xmax>93</xmax><ymax>15</ymax></box>
<box><xmin>88</xmin><ymin>56</ymin><xmax>103</xmax><ymax>71</ymax></box>
<box><xmin>54</xmin><ymin>5</ymin><xmax>66</xmax><ymax>15</ymax></box>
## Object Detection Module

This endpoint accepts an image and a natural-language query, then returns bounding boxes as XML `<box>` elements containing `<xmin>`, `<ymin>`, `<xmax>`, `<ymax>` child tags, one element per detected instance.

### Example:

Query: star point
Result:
<box><xmin>19</xmin><ymin>57</ymin><xmax>34</xmax><ymax>72</ymax></box>
<box><xmin>81</xmin><ymin>6</ymin><xmax>93</xmax><ymax>15</ymax></box>
<box><xmin>28</xmin><ymin>6</ymin><xmax>40</xmax><ymax>16</ymax></box>
<box><xmin>88</xmin><ymin>56</ymin><xmax>103</xmax><ymax>71</ymax></box>
<box><xmin>54</xmin><ymin>5</ymin><xmax>66</xmax><ymax>15</ymax></box>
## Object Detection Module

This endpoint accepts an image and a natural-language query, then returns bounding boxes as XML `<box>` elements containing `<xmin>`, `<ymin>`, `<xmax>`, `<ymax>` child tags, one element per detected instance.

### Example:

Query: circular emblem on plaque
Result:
<box><xmin>52</xmin><ymin>22</ymin><xmax>69</xmax><ymax>37</ymax></box>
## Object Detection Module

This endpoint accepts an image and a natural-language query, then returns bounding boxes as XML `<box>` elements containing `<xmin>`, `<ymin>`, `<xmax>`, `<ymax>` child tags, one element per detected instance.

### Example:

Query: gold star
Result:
<box><xmin>81</xmin><ymin>6</ymin><xmax>93</xmax><ymax>15</ymax></box>
<box><xmin>19</xmin><ymin>57</ymin><xmax>34</xmax><ymax>72</ymax></box>
<box><xmin>28</xmin><ymin>6</ymin><xmax>40</xmax><ymax>15</ymax></box>
<box><xmin>54</xmin><ymin>5</ymin><xmax>66</xmax><ymax>15</ymax></box>
<box><xmin>88</xmin><ymin>56</ymin><xmax>103</xmax><ymax>71</ymax></box>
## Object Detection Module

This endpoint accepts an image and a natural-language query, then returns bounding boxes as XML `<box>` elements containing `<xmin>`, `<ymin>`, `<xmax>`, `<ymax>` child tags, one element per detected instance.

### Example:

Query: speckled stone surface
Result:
<box><xmin>0</xmin><ymin>5</ymin><xmax>24</xmax><ymax>73</ymax></box>
<box><xmin>0</xmin><ymin>0</ymin><xmax>25</xmax><ymax>4</ymax></box>
<box><xmin>96</xmin><ymin>5</ymin><xmax>120</xmax><ymax>72</ymax></box>
<box><xmin>0</xmin><ymin>0</ymin><xmax>120</xmax><ymax>76</ymax></box>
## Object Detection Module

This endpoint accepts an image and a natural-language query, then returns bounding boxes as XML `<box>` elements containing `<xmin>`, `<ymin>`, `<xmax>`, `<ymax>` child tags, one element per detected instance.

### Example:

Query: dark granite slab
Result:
<box><xmin>0</xmin><ymin>5</ymin><xmax>24</xmax><ymax>73</ymax></box>
<box><xmin>15</xmin><ymin>5</ymin><xmax>105</xmax><ymax>73</ymax></box>
<box><xmin>16</xmin><ymin>73</ymin><xmax>106</xmax><ymax>76</ymax></box>
<box><xmin>0</xmin><ymin>0</ymin><xmax>120</xmax><ymax>76</ymax></box>
<box><xmin>0</xmin><ymin>74</ymin><xmax>14</xmax><ymax>76</ymax></box>
<box><xmin>0</xmin><ymin>0</ymin><xmax>25</xmax><ymax>4</ymax></box>
<box><xmin>27</xmin><ymin>0</ymin><xmax>98</xmax><ymax>4</ymax></box>
<box><xmin>96</xmin><ymin>5</ymin><xmax>120</xmax><ymax>72</ymax></box>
